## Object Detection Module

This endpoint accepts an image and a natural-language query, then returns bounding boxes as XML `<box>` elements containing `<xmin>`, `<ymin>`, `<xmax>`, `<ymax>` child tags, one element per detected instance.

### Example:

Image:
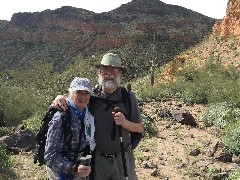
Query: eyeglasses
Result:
<box><xmin>100</xmin><ymin>67</ymin><xmax>120</xmax><ymax>74</ymax></box>
<box><xmin>75</xmin><ymin>90</ymin><xmax>91</xmax><ymax>95</ymax></box>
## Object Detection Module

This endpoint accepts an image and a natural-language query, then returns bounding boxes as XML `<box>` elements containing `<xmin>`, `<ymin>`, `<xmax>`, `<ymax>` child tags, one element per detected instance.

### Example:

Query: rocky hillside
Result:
<box><xmin>136</xmin><ymin>100</ymin><xmax>238</xmax><ymax>179</ymax></box>
<box><xmin>158</xmin><ymin>0</ymin><xmax>240</xmax><ymax>81</ymax></box>
<box><xmin>0</xmin><ymin>0</ymin><xmax>215</xmax><ymax>75</ymax></box>
<box><xmin>213</xmin><ymin>0</ymin><xmax>240</xmax><ymax>38</ymax></box>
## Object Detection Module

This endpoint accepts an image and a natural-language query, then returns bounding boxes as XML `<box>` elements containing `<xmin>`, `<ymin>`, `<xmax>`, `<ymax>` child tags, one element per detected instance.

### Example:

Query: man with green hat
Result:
<box><xmin>52</xmin><ymin>52</ymin><xmax>143</xmax><ymax>180</ymax></box>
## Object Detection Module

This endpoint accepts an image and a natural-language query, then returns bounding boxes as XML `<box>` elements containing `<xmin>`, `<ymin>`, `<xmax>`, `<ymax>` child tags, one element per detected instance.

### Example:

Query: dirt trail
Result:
<box><xmin>135</xmin><ymin>101</ymin><xmax>238</xmax><ymax>180</ymax></box>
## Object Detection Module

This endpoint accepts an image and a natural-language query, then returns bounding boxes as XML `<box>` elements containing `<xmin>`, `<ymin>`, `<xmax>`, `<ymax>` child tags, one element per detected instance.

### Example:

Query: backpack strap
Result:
<box><xmin>120</xmin><ymin>87</ymin><xmax>142</xmax><ymax>150</ymax></box>
<box><xmin>35</xmin><ymin>108</ymin><xmax>58</xmax><ymax>145</ymax></box>
<box><xmin>89</xmin><ymin>86</ymin><xmax>131</xmax><ymax>118</ymax></box>
<box><xmin>61</xmin><ymin>108</ymin><xmax>72</xmax><ymax>149</ymax></box>
<box><xmin>88</xmin><ymin>85</ymin><xmax>103</xmax><ymax>114</ymax></box>
<box><xmin>34</xmin><ymin>108</ymin><xmax>58</xmax><ymax>165</ymax></box>
<box><xmin>120</xmin><ymin>87</ymin><xmax>131</xmax><ymax>119</ymax></box>
<box><xmin>34</xmin><ymin>108</ymin><xmax>72</xmax><ymax>166</ymax></box>
<box><xmin>89</xmin><ymin>85</ymin><xmax>118</xmax><ymax>113</ymax></box>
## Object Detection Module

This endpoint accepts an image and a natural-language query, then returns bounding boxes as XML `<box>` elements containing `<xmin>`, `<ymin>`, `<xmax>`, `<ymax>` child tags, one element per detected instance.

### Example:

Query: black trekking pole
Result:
<box><xmin>114</xmin><ymin>107</ymin><xmax>128</xmax><ymax>180</ymax></box>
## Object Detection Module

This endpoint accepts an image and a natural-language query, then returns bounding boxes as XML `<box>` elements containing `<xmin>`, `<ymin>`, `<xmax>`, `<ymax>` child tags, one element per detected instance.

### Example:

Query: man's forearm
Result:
<box><xmin>122</xmin><ymin>120</ymin><xmax>143</xmax><ymax>133</ymax></box>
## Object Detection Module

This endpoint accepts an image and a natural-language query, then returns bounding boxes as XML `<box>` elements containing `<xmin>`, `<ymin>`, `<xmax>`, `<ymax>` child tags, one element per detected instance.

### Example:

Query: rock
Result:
<box><xmin>161</xmin><ymin>108</ymin><xmax>198</xmax><ymax>127</ymax></box>
<box><xmin>217</xmin><ymin>152</ymin><xmax>233</xmax><ymax>163</ymax></box>
<box><xmin>174</xmin><ymin>163</ymin><xmax>186</xmax><ymax>169</ymax></box>
<box><xmin>148</xmin><ymin>162</ymin><xmax>158</xmax><ymax>169</ymax></box>
<box><xmin>151</xmin><ymin>169</ymin><xmax>159</xmax><ymax>177</ymax></box>
<box><xmin>213</xmin><ymin>0</ymin><xmax>240</xmax><ymax>38</ymax></box>
<box><xmin>181</xmin><ymin>112</ymin><xmax>197</xmax><ymax>127</ymax></box>
<box><xmin>159</xmin><ymin>109</ymin><xmax>172</xmax><ymax>119</ymax></box>
<box><xmin>14</xmin><ymin>124</ymin><xmax>25</xmax><ymax>133</ymax></box>
<box><xmin>141</xmin><ymin>161</ymin><xmax>158</xmax><ymax>169</ymax></box>
<box><xmin>142</xmin><ymin>161</ymin><xmax>148</xmax><ymax>168</ymax></box>
<box><xmin>1</xmin><ymin>129</ymin><xmax>36</xmax><ymax>154</ymax></box>
<box><xmin>212</xmin><ymin>172</ymin><xmax>229</xmax><ymax>180</ymax></box>
<box><xmin>177</xmin><ymin>104</ymin><xmax>182</xmax><ymax>108</ymax></box>
<box><xmin>159</xmin><ymin>160</ymin><xmax>165</xmax><ymax>165</ymax></box>
<box><xmin>190</xmin><ymin>149</ymin><xmax>201</xmax><ymax>156</ymax></box>
<box><xmin>206</xmin><ymin>141</ymin><xmax>219</xmax><ymax>157</ymax></box>
<box><xmin>141</xmin><ymin>147</ymin><xmax>149</xmax><ymax>152</ymax></box>
<box><xmin>213</xmin><ymin>142</ymin><xmax>233</xmax><ymax>163</ymax></box>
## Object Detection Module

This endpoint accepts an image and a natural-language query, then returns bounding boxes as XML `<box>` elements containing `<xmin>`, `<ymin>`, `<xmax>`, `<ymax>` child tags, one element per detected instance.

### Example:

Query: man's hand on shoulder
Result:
<box><xmin>51</xmin><ymin>95</ymin><xmax>68</xmax><ymax>111</ymax></box>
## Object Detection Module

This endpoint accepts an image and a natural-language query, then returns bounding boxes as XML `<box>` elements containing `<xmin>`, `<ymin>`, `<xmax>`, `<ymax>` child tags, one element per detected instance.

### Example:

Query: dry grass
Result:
<box><xmin>0</xmin><ymin>152</ymin><xmax>47</xmax><ymax>180</ymax></box>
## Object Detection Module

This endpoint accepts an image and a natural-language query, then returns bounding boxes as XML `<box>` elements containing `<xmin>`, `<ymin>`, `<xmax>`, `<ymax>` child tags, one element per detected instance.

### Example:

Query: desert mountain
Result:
<box><xmin>159</xmin><ymin>0</ymin><xmax>240</xmax><ymax>80</ymax></box>
<box><xmin>0</xmin><ymin>0</ymin><xmax>215</xmax><ymax>77</ymax></box>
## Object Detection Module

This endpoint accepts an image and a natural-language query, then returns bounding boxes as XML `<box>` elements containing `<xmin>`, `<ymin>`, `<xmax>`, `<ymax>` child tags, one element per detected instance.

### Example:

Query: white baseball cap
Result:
<box><xmin>69</xmin><ymin>77</ymin><xmax>92</xmax><ymax>93</ymax></box>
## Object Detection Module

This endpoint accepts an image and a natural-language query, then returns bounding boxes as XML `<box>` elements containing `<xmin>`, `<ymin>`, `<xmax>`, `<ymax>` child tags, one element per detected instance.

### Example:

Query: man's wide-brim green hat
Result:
<box><xmin>93</xmin><ymin>53</ymin><xmax>128</xmax><ymax>73</ymax></box>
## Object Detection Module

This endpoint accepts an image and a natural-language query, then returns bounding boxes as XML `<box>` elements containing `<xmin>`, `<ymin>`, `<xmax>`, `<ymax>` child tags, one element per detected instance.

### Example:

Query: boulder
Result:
<box><xmin>1</xmin><ymin>129</ymin><xmax>36</xmax><ymax>154</ymax></box>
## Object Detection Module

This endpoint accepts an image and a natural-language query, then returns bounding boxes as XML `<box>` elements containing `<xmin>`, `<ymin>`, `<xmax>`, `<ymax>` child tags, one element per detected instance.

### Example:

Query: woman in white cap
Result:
<box><xmin>44</xmin><ymin>77</ymin><xmax>95</xmax><ymax>180</ymax></box>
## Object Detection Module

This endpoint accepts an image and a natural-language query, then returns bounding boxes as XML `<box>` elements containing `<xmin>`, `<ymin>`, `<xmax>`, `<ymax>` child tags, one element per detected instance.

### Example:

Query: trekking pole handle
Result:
<box><xmin>85</xmin><ymin>155</ymin><xmax>92</xmax><ymax>166</ymax></box>
<box><xmin>113</xmin><ymin>107</ymin><xmax>121</xmax><ymax>113</ymax></box>
<box><xmin>79</xmin><ymin>155</ymin><xmax>92</xmax><ymax>180</ymax></box>
<box><xmin>79</xmin><ymin>155</ymin><xmax>92</xmax><ymax>166</ymax></box>
<box><xmin>114</xmin><ymin>107</ymin><xmax>123</xmax><ymax>138</ymax></box>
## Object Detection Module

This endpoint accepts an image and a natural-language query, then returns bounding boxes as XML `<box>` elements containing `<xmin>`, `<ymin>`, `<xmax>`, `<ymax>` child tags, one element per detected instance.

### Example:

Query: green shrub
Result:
<box><xmin>23</xmin><ymin>111</ymin><xmax>45</xmax><ymax>134</ymax></box>
<box><xmin>133</xmin><ymin>61</ymin><xmax>240</xmax><ymax>105</ymax></box>
<box><xmin>0</xmin><ymin>146</ymin><xmax>10</xmax><ymax>172</ymax></box>
<box><xmin>222</xmin><ymin>119</ymin><xmax>240</xmax><ymax>155</ymax></box>
<box><xmin>141</xmin><ymin>112</ymin><xmax>157</xmax><ymax>137</ymax></box>
<box><xmin>177</xmin><ymin>61</ymin><xmax>240</xmax><ymax>104</ymax></box>
<box><xmin>0</xmin><ymin>127</ymin><xmax>11</xmax><ymax>136</ymax></box>
<box><xmin>201</xmin><ymin>102</ymin><xmax>240</xmax><ymax>128</ymax></box>
<box><xmin>0</xmin><ymin>84</ymin><xmax>45</xmax><ymax>127</ymax></box>
<box><xmin>227</xmin><ymin>167</ymin><xmax>240</xmax><ymax>180</ymax></box>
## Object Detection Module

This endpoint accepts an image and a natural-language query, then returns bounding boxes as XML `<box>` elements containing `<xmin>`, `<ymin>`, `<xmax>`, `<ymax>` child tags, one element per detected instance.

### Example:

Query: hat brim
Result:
<box><xmin>93</xmin><ymin>64</ymin><xmax>128</xmax><ymax>73</ymax></box>
<box><xmin>71</xmin><ymin>87</ymin><xmax>92</xmax><ymax>94</ymax></box>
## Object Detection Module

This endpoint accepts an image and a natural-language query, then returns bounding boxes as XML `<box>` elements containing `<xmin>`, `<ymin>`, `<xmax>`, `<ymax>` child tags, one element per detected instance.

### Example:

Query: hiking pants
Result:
<box><xmin>93</xmin><ymin>145</ymin><xmax>137</xmax><ymax>180</ymax></box>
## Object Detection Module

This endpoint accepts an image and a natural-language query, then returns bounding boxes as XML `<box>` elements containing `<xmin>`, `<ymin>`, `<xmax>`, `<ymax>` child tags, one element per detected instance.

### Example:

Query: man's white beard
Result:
<box><xmin>99</xmin><ymin>75</ymin><xmax>121</xmax><ymax>90</ymax></box>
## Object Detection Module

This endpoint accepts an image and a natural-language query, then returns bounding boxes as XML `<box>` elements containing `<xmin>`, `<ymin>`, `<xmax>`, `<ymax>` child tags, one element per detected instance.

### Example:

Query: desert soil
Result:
<box><xmin>135</xmin><ymin>100</ymin><xmax>240</xmax><ymax>180</ymax></box>
<box><xmin>1</xmin><ymin>99</ymin><xmax>239</xmax><ymax>180</ymax></box>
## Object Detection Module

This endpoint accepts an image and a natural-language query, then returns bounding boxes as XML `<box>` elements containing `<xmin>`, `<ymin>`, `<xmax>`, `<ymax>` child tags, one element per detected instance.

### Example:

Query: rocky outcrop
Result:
<box><xmin>1</xmin><ymin>129</ymin><xmax>36</xmax><ymax>154</ymax></box>
<box><xmin>213</xmin><ymin>0</ymin><xmax>240</xmax><ymax>38</ymax></box>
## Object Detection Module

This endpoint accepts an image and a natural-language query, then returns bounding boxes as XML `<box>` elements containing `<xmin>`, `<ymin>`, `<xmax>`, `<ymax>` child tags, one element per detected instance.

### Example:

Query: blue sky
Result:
<box><xmin>0</xmin><ymin>0</ymin><xmax>228</xmax><ymax>21</ymax></box>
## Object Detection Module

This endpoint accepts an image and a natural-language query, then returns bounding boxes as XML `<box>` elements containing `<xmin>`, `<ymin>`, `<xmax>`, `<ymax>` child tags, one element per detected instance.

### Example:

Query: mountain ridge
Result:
<box><xmin>0</xmin><ymin>0</ymin><xmax>215</xmax><ymax>77</ymax></box>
